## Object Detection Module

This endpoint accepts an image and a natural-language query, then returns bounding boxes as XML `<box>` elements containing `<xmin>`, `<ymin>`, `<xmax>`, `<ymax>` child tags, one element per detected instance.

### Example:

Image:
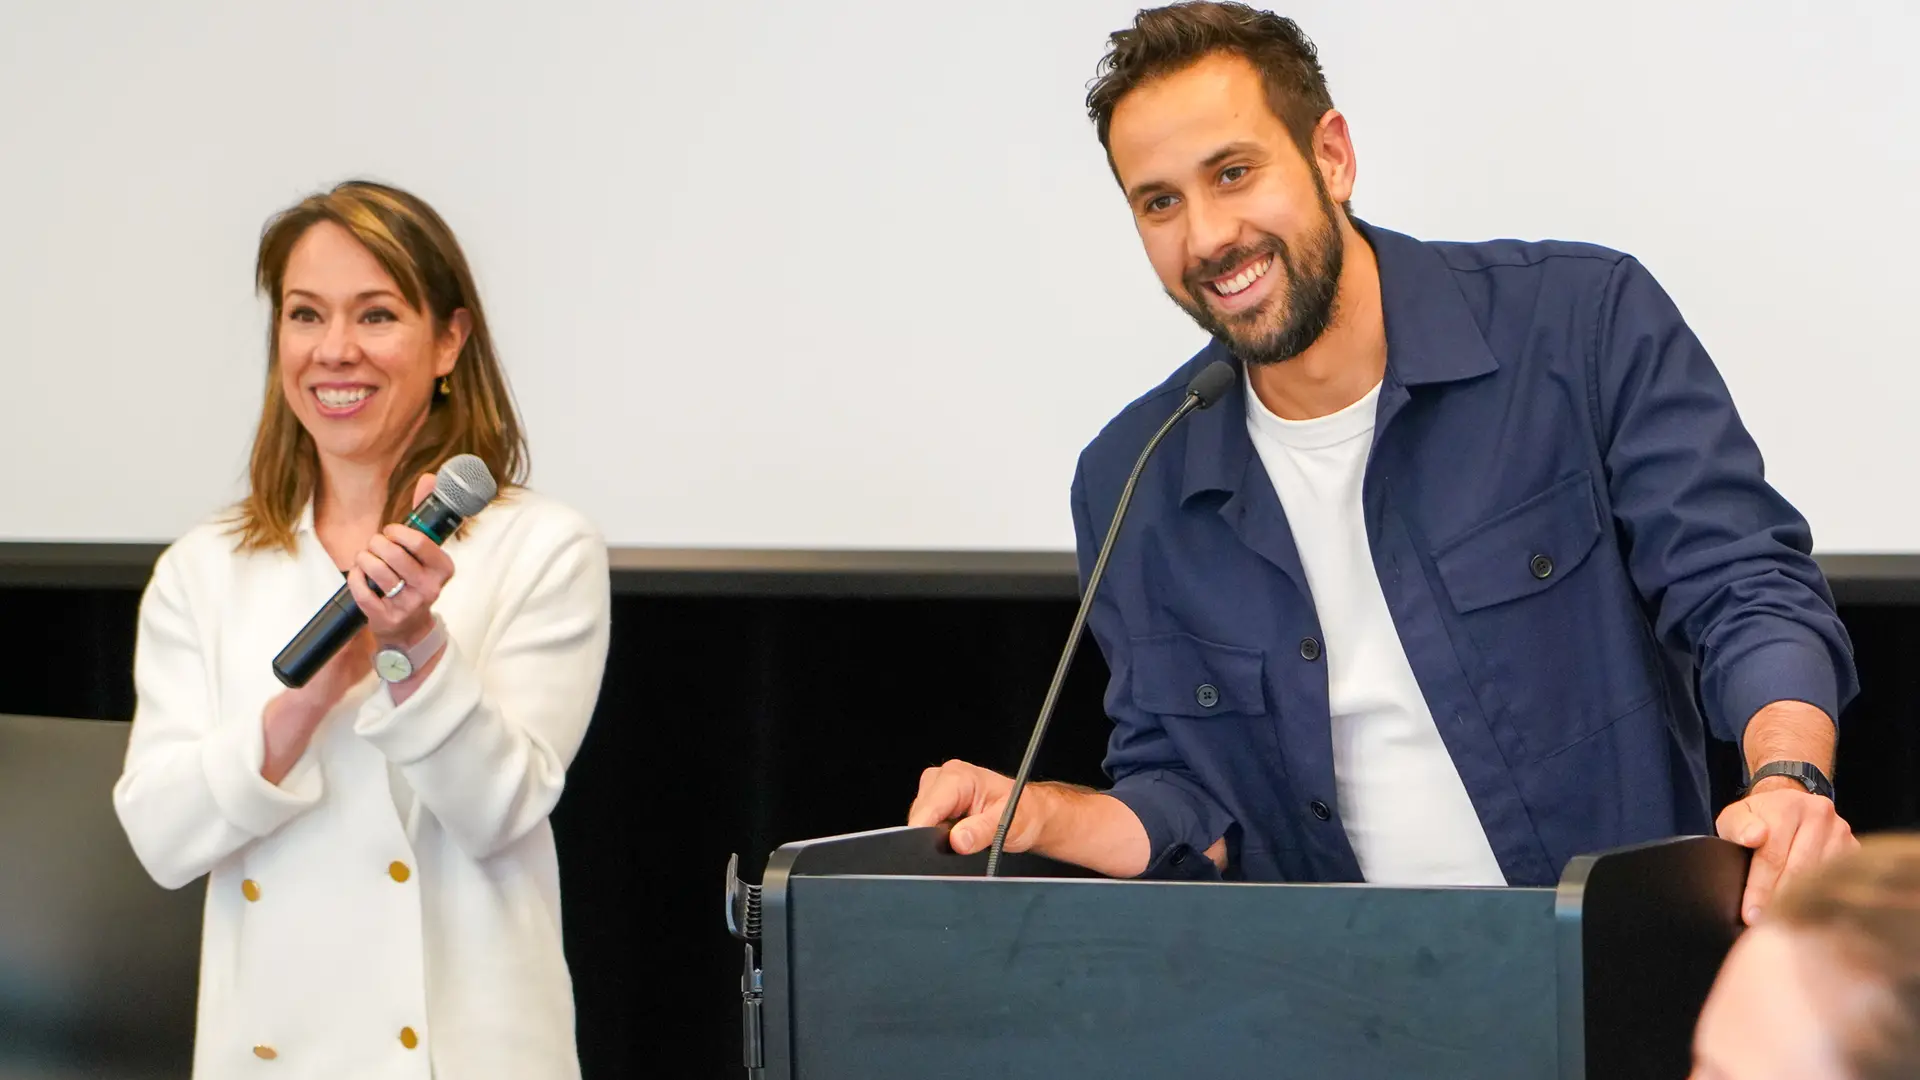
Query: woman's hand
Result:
<box><xmin>260</xmin><ymin>473</ymin><xmax>459</xmax><ymax>783</ymax></box>
<box><xmin>346</xmin><ymin>473</ymin><xmax>458</xmax><ymax>650</ymax></box>
<box><xmin>262</xmin><ymin>630</ymin><xmax>372</xmax><ymax>783</ymax></box>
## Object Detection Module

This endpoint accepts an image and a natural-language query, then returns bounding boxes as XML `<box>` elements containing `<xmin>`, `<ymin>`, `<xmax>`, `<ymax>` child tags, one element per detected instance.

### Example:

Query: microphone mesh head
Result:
<box><xmin>1188</xmin><ymin>360</ymin><xmax>1237</xmax><ymax>408</ymax></box>
<box><xmin>434</xmin><ymin>454</ymin><xmax>498</xmax><ymax>517</ymax></box>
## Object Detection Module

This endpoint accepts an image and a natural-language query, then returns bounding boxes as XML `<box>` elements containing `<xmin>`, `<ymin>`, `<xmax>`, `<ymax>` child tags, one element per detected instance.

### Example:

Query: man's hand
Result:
<box><xmin>1723</xmin><ymin>700</ymin><xmax>1853</xmax><ymax>925</ymax></box>
<box><xmin>906</xmin><ymin>759</ymin><xmax>1215</xmax><ymax>877</ymax></box>
<box><xmin>1716</xmin><ymin>778</ymin><xmax>1857</xmax><ymax>925</ymax></box>
<box><xmin>908</xmin><ymin>759</ymin><xmax>1041</xmax><ymax>855</ymax></box>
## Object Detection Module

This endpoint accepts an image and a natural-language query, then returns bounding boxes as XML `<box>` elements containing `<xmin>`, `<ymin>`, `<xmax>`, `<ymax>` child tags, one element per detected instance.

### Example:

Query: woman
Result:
<box><xmin>113</xmin><ymin>179</ymin><xmax>610</xmax><ymax>1078</ymax></box>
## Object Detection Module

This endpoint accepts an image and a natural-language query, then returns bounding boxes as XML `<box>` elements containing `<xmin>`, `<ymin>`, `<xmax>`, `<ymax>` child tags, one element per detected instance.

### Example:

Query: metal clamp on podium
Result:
<box><xmin>725</xmin><ymin>854</ymin><xmax>765</xmax><ymax>1076</ymax></box>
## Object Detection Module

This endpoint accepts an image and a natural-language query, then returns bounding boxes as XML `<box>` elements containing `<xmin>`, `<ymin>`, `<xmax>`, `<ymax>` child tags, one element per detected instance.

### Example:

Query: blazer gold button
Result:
<box><xmin>241</xmin><ymin>879</ymin><xmax>261</xmax><ymax>902</ymax></box>
<box><xmin>399</xmin><ymin>1027</ymin><xmax>419</xmax><ymax>1050</ymax></box>
<box><xmin>388</xmin><ymin>861</ymin><xmax>411</xmax><ymax>883</ymax></box>
<box><xmin>253</xmin><ymin>1045</ymin><xmax>277</xmax><ymax>1060</ymax></box>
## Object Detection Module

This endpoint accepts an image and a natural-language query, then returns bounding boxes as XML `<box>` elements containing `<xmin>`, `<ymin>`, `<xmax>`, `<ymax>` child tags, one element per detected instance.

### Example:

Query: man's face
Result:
<box><xmin>1692</xmin><ymin>924</ymin><xmax>1880</xmax><ymax>1080</ymax></box>
<box><xmin>1107</xmin><ymin>50</ymin><xmax>1348</xmax><ymax>366</ymax></box>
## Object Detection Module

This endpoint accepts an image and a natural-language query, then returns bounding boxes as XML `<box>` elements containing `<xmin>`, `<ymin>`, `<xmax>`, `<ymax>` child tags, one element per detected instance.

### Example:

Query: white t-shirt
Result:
<box><xmin>1245</xmin><ymin>375</ymin><xmax>1506</xmax><ymax>886</ymax></box>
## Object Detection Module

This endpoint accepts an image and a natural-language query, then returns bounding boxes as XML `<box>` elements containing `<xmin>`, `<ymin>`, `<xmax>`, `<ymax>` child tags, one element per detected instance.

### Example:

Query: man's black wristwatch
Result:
<box><xmin>1743</xmin><ymin>760</ymin><xmax>1835</xmax><ymax>800</ymax></box>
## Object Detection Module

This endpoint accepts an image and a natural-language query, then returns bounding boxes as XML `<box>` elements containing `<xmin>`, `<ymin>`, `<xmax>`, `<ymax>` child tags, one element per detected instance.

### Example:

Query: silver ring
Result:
<box><xmin>384</xmin><ymin>580</ymin><xmax>407</xmax><ymax>599</ymax></box>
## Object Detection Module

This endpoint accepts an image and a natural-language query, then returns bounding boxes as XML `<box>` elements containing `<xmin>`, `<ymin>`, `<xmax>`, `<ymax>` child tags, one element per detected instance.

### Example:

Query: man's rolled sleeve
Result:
<box><xmin>1107</xmin><ymin>766</ymin><xmax>1234</xmax><ymax>880</ymax></box>
<box><xmin>1706</xmin><ymin>636</ymin><xmax>1841</xmax><ymax>746</ymax></box>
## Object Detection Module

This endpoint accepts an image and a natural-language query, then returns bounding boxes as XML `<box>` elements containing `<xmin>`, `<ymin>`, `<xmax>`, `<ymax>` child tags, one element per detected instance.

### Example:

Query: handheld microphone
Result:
<box><xmin>984</xmin><ymin>358</ymin><xmax>1237</xmax><ymax>876</ymax></box>
<box><xmin>270</xmin><ymin>454</ymin><xmax>499</xmax><ymax>688</ymax></box>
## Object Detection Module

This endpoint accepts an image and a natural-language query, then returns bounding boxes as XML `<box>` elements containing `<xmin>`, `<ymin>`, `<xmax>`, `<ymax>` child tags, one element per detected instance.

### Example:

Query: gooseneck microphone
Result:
<box><xmin>271</xmin><ymin>454</ymin><xmax>499</xmax><ymax>688</ymax></box>
<box><xmin>984</xmin><ymin>359</ymin><xmax>1237</xmax><ymax>876</ymax></box>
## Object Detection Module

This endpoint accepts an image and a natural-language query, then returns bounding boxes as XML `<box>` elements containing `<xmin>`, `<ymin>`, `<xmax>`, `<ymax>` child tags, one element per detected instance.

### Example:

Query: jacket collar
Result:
<box><xmin>1179</xmin><ymin>219</ymin><xmax>1499</xmax><ymax>503</ymax></box>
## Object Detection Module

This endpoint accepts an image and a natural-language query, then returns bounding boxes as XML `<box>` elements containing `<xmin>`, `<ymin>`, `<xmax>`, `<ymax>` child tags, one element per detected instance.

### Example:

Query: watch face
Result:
<box><xmin>374</xmin><ymin>648</ymin><xmax>413</xmax><ymax>683</ymax></box>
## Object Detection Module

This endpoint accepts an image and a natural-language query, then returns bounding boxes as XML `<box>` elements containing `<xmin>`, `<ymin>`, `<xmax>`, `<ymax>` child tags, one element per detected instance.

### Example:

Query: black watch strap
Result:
<box><xmin>1745</xmin><ymin>760</ymin><xmax>1834</xmax><ymax>799</ymax></box>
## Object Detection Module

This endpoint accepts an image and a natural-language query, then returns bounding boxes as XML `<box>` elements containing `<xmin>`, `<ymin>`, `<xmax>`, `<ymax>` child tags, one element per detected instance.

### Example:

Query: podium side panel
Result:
<box><xmin>1557</xmin><ymin>836</ymin><xmax>1749</xmax><ymax>1080</ymax></box>
<box><xmin>786</xmin><ymin>876</ymin><xmax>1557</xmax><ymax>1080</ymax></box>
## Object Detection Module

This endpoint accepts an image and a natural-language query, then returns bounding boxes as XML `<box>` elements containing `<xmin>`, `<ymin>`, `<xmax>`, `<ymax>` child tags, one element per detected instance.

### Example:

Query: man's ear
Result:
<box><xmin>1311</xmin><ymin>108</ymin><xmax>1358</xmax><ymax>207</ymax></box>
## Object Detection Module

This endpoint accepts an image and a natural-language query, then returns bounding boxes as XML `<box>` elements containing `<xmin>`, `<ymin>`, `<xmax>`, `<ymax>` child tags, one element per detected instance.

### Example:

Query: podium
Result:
<box><xmin>724</xmin><ymin>827</ymin><xmax>1748</xmax><ymax>1080</ymax></box>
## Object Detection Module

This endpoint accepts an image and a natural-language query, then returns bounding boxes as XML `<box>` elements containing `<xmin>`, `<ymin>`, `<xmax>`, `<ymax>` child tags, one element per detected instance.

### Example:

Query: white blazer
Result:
<box><xmin>113</xmin><ymin>488</ymin><xmax>610</xmax><ymax>1079</ymax></box>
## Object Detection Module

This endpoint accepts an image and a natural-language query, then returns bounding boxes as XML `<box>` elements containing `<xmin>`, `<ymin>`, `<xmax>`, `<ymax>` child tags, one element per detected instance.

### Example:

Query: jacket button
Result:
<box><xmin>1309</xmin><ymin>800</ymin><xmax>1332</xmax><ymax>821</ymax></box>
<box><xmin>399</xmin><ymin>1027</ymin><xmax>420</xmax><ymax>1050</ymax></box>
<box><xmin>1195</xmin><ymin>683</ymin><xmax>1219</xmax><ymax>709</ymax></box>
<box><xmin>388</xmin><ymin>861</ymin><xmax>411</xmax><ymax>883</ymax></box>
<box><xmin>241</xmin><ymin>879</ymin><xmax>261</xmax><ymax>903</ymax></box>
<box><xmin>1530</xmin><ymin>554</ymin><xmax>1554</xmax><ymax>580</ymax></box>
<box><xmin>1169</xmin><ymin>847</ymin><xmax>1189</xmax><ymax>867</ymax></box>
<box><xmin>1299</xmin><ymin>637</ymin><xmax>1321</xmax><ymax>662</ymax></box>
<box><xmin>252</xmin><ymin>1046</ymin><xmax>277</xmax><ymax>1060</ymax></box>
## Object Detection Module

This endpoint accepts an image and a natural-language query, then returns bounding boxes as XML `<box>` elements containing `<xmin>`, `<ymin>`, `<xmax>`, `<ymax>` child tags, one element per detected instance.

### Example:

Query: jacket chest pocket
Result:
<box><xmin>1431</xmin><ymin>470</ymin><xmax>1656</xmax><ymax>759</ymax></box>
<box><xmin>1130</xmin><ymin>632</ymin><xmax>1269</xmax><ymax>718</ymax></box>
<box><xmin>1127</xmin><ymin>632</ymin><xmax>1292</xmax><ymax>841</ymax></box>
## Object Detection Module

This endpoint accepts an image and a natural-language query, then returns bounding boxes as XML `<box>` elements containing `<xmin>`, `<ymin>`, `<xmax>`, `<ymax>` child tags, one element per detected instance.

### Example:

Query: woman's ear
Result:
<box><xmin>435</xmin><ymin>309</ymin><xmax>473</xmax><ymax>378</ymax></box>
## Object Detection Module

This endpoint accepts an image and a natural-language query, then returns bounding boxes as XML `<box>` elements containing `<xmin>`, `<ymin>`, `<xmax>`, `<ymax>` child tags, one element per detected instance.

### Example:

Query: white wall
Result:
<box><xmin>3</xmin><ymin>1</ymin><xmax>1914</xmax><ymax>552</ymax></box>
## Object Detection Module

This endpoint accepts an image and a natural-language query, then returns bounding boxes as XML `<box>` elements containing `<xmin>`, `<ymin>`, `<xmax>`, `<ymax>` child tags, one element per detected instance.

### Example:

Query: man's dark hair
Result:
<box><xmin>1085</xmin><ymin>2</ymin><xmax>1350</xmax><ymax>214</ymax></box>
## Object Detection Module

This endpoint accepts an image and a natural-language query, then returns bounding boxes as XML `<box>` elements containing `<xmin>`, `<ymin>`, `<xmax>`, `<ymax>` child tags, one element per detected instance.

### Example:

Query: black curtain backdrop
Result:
<box><xmin>1</xmin><ymin>583</ymin><xmax>1914</xmax><ymax>1079</ymax></box>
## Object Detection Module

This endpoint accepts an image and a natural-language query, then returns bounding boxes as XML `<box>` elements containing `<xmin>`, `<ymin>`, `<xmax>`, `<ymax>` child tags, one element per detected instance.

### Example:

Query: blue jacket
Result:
<box><xmin>1070</xmin><ymin>222</ymin><xmax>1857</xmax><ymax>886</ymax></box>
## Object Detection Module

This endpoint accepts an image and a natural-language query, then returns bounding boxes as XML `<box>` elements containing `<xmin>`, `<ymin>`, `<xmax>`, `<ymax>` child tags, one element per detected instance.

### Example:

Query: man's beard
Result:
<box><xmin>1168</xmin><ymin>185</ymin><xmax>1345</xmax><ymax>367</ymax></box>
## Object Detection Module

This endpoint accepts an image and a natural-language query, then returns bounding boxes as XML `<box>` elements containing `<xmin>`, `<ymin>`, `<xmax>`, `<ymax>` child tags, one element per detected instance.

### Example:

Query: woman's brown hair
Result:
<box><xmin>231</xmin><ymin>179</ymin><xmax>528</xmax><ymax>552</ymax></box>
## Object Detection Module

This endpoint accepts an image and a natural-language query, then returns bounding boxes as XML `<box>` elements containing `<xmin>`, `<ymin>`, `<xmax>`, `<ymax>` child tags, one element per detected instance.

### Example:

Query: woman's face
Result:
<box><xmin>276</xmin><ymin>221</ymin><xmax>467</xmax><ymax>476</ymax></box>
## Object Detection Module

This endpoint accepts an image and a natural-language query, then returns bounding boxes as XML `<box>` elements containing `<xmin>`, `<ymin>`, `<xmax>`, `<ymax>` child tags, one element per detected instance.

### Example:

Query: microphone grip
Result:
<box><xmin>268</xmin><ymin>492</ymin><xmax>469</xmax><ymax>689</ymax></box>
<box><xmin>405</xmin><ymin>493</ymin><xmax>466</xmax><ymax>545</ymax></box>
<box><xmin>272</xmin><ymin>585</ymin><xmax>368</xmax><ymax>688</ymax></box>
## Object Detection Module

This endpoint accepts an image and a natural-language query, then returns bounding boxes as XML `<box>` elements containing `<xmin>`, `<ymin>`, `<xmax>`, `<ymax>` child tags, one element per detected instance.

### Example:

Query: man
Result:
<box><xmin>1692</xmin><ymin>834</ymin><xmax>1920</xmax><ymax>1079</ymax></box>
<box><xmin>909</xmin><ymin>2</ymin><xmax>1858</xmax><ymax>922</ymax></box>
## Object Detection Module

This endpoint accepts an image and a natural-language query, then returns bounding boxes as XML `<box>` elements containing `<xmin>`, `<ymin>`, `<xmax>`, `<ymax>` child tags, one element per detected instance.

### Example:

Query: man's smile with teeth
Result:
<box><xmin>1212</xmin><ymin>255</ymin><xmax>1272</xmax><ymax>296</ymax></box>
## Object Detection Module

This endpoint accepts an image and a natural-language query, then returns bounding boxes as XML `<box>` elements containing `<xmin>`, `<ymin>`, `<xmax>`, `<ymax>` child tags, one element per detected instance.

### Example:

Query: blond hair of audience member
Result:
<box><xmin>1694</xmin><ymin>834</ymin><xmax>1920</xmax><ymax>1080</ymax></box>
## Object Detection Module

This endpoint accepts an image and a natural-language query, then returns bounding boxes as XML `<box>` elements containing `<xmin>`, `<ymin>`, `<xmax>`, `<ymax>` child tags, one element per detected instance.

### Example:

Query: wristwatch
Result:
<box><xmin>1744</xmin><ymin>760</ymin><xmax>1835</xmax><ymax>800</ymax></box>
<box><xmin>374</xmin><ymin>617</ymin><xmax>447</xmax><ymax>684</ymax></box>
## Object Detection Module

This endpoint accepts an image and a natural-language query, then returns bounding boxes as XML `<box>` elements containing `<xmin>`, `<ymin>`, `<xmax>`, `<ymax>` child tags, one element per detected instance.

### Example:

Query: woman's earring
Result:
<box><xmin>438</xmin><ymin>376</ymin><xmax>452</xmax><ymax>398</ymax></box>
